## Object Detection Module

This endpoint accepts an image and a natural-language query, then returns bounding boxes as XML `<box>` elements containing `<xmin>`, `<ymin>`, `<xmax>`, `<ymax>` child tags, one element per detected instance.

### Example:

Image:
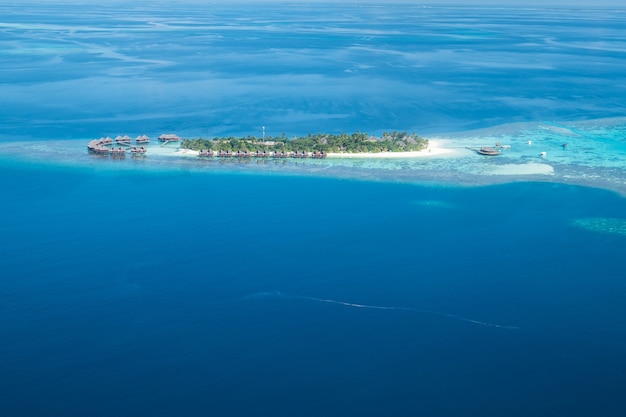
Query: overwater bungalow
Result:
<box><xmin>94</xmin><ymin>146</ymin><xmax>109</xmax><ymax>154</ymax></box>
<box><xmin>198</xmin><ymin>149</ymin><xmax>213</xmax><ymax>157</ymax></box>
<box><xmin>115</xmin><ymin>135</ymin><xmax>131</xmax><ymax>144</ymax></box>
<box><xmin>102</xmin><ymin>137</ymin><xmax>114</xmax><ymax>145</ymax></box>
<box><xmin>158</xmin><ymin>134</ymin><xmax>181</xmax><ymax>142</ymax></box>
<box><xmin>87</xmin><ymin>140</ymin><xmax>100</xmax><ymax>151</ymax></box>
<box><xmin>236</xmin><ymin>150</ymin><xmax>251</xmax><ymax>158</ymax></box>
<box><xmin>130</xmin><ymin>146</ymin><xmax>147</xmax><ymax>155</ymax></box>
<box><xmin>136</xmin><ymin>135</ymin><xmax>150</xmax><ymax>144</ymax></box>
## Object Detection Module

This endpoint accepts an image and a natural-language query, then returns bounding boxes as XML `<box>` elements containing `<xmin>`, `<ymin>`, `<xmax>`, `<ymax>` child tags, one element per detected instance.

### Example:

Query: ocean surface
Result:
<box><xmin>2</xmin><ymin>2</ymin><xmax>626</xmax><ymax>416</ymax></box>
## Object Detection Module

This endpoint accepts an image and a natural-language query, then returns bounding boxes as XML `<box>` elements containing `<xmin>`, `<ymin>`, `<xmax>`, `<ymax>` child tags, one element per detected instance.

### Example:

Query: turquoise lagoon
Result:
<box><xmin>3</xmin><ymin>117</ymin><xmax>626</xmax><ymax>193</ymax></box>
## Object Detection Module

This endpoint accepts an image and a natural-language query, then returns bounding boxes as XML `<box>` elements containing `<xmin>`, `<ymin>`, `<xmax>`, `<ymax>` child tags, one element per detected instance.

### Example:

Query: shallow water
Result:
<box><xmin>3</xmin><ymin>117</ymin><xmax>626</xmax><ymax>194</ymax></box>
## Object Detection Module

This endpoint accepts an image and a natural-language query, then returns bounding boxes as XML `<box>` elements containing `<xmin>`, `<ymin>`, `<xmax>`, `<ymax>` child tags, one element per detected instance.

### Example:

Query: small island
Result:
<box><xmin>180</xmin><ymin>131</ymin><xmax>429</xmax><ymax>156</ymax></box>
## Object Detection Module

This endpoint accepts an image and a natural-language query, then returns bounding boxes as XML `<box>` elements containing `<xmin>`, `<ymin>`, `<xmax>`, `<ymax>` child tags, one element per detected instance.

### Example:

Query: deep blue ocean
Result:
<box><xmin>2</xmin><ymin>2</ymin><xmax>626</xmax><ymax>416</ymax></box>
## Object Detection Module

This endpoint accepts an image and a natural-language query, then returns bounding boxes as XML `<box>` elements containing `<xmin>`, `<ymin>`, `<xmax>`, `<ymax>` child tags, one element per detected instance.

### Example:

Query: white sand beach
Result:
<box><xmin>147</xmin><ymin>140</ymin><xmax>553</xmax><ymax>178</ymax></box>
<box><xmin>144</xmin><ymin>145</ymin><xmax>198</xmax><ymax>157</ymax></box>
<box><xmin>176</xmin><ymin>148</ymin><xmax>200</xmax><ymax>156</ymax></box>
<box><xmin>327</xmin><ymin>140</ymin><xmax>459</xmax><ymax>158</ymax></box>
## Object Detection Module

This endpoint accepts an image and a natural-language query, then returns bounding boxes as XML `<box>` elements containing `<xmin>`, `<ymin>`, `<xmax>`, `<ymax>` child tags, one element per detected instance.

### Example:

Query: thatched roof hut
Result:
<box><xmin>158</xmin><ymin>134</ymin><xmax>181</xmax><ymax>142</ymax></box>
<box><xmin>136</xmin><ymin>135</ymin><xmax>150</xmax><ymax>143</ymax></box>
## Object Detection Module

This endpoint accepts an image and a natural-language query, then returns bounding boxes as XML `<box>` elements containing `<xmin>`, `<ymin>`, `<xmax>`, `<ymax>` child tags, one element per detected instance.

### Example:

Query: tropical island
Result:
<box><xmin>86</xmin><ymin>130</ymin><xmax>452</xmax><ymax>159</ymax></box>
<box><xmin>180</xmin><ymin>131</ymin><xmax>428</xmax><ymax>154</ymax></box>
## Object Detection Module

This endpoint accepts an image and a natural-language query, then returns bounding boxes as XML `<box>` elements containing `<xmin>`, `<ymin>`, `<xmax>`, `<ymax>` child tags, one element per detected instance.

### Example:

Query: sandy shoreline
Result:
<box><xmin>167</xmin><ymin>139</ymin><xmax>556</xmax><ymax>177</ymax></box>
<box><xmin>326</xmin><ymin>141</ymin><xmax>458</xmax><ymax>158</ymax></box>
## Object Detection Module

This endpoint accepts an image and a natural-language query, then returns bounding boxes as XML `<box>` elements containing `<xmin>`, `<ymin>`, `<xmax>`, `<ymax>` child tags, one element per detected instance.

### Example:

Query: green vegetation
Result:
<box><xmin>181</xmin><ymin>131</ymin><xmax>428</xmax><ymax>153</ymax></box>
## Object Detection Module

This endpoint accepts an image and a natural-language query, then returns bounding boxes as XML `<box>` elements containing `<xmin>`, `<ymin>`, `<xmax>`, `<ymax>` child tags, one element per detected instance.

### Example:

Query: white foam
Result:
<box><xmin>247</xmin><ymin>292</ymin><xmax>519</xmax><ymax>330</ymax></box>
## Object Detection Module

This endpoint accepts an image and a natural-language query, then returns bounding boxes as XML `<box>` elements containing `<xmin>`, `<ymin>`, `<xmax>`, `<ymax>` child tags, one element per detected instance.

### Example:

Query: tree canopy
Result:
<box><xmin>181</xmin><ymin>131</ymin><xmax>428</xmax><ymax>153</ymax></box>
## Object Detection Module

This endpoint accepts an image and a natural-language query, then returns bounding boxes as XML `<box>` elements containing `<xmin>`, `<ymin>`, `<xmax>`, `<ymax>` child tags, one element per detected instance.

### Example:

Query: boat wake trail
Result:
<box><xmin>246</xmin><ymin>292</ymin><xmax>519</xmax><ymax>330</ymax></box>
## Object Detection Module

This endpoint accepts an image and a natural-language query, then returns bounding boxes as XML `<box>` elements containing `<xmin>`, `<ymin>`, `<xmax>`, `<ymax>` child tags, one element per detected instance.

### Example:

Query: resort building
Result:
<box><xmin>158</xmin><ymin>134</ymin><xmax>181</xmax><ymax>142</ymax></box>
<box><xmin>136</xmin><ymin>135</ymin><xmax>150</xmax><ymax>144</ymax></box>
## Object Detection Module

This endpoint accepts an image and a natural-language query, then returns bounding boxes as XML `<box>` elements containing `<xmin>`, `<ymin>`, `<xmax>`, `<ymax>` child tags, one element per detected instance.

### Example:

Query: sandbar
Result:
<box><xmin>480</xmin><ymin>163</ymin><xmax>555</xmax><ymax>176</ymax></box>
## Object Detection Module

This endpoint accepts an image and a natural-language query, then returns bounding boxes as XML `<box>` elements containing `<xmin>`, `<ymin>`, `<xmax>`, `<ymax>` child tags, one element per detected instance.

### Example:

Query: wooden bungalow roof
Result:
<box><xmin>158</xmin><ymin>134</ymin><xmax>181</xmax><ymax>141</ymax></box>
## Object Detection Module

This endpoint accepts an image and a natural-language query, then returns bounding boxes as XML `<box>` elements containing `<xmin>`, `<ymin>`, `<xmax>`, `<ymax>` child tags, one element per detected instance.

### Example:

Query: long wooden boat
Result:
<box><xmin>478</xmin><ymin>147</ymin><xmax>501</xmax><ymax>156</ymax></box>
<box><xmin>466</xmin><ymin>146</ymin><xmax>501</xmax><ymax>156</ymax></box>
